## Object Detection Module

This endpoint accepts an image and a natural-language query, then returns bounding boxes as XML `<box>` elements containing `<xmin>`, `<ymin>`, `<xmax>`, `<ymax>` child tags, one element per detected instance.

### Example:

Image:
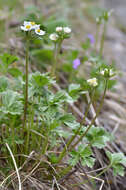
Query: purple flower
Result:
<box><xmin>87</xmin><ymin>34</ymin><xmax>95</xmax><ymax>44</ymax></box>
<box><xmin>73</xmin><ymin>58</ymin><xmax>81</xmax><ymax>69</ymax></box>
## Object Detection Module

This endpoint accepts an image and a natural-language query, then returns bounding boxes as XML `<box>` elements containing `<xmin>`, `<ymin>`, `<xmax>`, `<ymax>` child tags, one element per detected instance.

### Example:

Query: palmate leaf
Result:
<box><xmin>81</xmin><ymin>157</ymin><xmax>95</xmax><ymax>168</ymax></box>
<box><xmin>30</xmin><ymin>72</ymin><xmax>54</xmax><ymax>88</ymax></box>
<box><xmin>48</xmin><ymin>90</ymin><xmax>73</xmax><ymax>105</ymax></box>
<box><xmin>68</xmin><ymin>84</ymin><xmax>81</xmax><ymax>100</ymax></box>
<box><xmin>69</xmin><ymin>150</ymin><xmax>80</xmax><ymax>166</ymax></box>
<box><xmin>59</xmin><ymin>113</ymin><xmax>75</xmax><ymax>123</ymax></box>
<box><xmin>113</xmin><ymin>165</ymin><xmax>125</xmax><ymax>177</ymax></box>
<box><xmin>83</xmin><ymin>126</ymin><xmax>111</xmax><ymax>149</ymax></box>
<box><xmin>69</xmin><ymin>145</ymin><xmax>95</xmax><ymax>168</ymax></box>
<box><xmin>55</xmin><ymin>129</ymin><xmax>72</xmax><ymax>138</ymax></box>
<box><xmin>0</xmin><ymin>90</ymin><xmax>23</xmax><ymax>115</ymax></box>
<box><xmin>68</xmin><ymin>83</ymin><xmax>87</xmax><ymax>101</ymax></box>
<box><xmin>68</xmin><ymin>155</ymin><xmax>79</xmax><ymax>166</ymax></box>
<box><xmin>79</xmin><ymin>144</ymin><xmax>92</xmax><ymax>157</ymax></box>
<box><xmin>0</xmin><ymin>53</ymin><xmax>18</xmax><ymax>74</ymax></box>
<box><xmin>8</xmin><ymin>68</ymin><xmax>22</xmax><ymax>77</ymax></box>
<box><xmin>106</xmin><ymin>151</ymin><xmax>126</xmax><ymax>166</ymax></box>
<box><xmin>106</xmin><ymin>151</ymin><xmax>126</xmax><ymax>176</ymax></box>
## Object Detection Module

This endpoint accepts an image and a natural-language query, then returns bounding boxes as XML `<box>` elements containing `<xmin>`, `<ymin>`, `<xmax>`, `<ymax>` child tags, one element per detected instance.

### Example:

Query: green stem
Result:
<box><xmin>42</xmin><ymin>132</ymin><xmax>49</xmax><ymax>154</ymax></box>
<box><xmin>58</xmin><ymin>165</ymin><xmax>72</xmax><ymax>178</ymax></box>
<box><xmin>96</xmin><ymin>164</ymin><xmax>111</xmax><ymax>177</ymax></box>
<box><xmin>11</xmin><ymin>116</ymin><xmax>15</xmax><ymax>154</ymax></box>
<box><xmin>100</xmin><ymin>22</ymin><xmax>107</xmax><ymax>56</ymax></box>
<box><xmin>52</xmin><ymin>40</ymin><xmax>62</xmax><ymax>77</ymax></box>
<box><xmin>72</xmin><ymin>78</ymin><xmax>108</xmax><ymax>149</ymax></box>
<box><xmin>23</xmin><ymin>37</ymin><xmax>29</xmax><ymax>128</ymax></box>
<box><xmin>25</xmin><ymin>124</ymin><xmax>30</xmax><ymax>155</ymax></box>
<box><xmin>95</xmin><ymin>23</ymin><xmax>100</xmax><ymax>50</ymax></box>
<box><xmin>57</xmin><ymin>90</ymin><xmax>95</xmax><ymax>163</ymax></box>
<box><xmin>52</xmin><ymin>43</ymin><xmax>57</xmax><ymax>77</ymax></box>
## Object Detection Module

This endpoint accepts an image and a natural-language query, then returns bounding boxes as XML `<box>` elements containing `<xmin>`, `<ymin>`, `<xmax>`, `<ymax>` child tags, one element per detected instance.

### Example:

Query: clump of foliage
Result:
<box><xmin>0</xmin><ymin>9</ymin><xmax>125</xmax><ymax>190</ymax></box>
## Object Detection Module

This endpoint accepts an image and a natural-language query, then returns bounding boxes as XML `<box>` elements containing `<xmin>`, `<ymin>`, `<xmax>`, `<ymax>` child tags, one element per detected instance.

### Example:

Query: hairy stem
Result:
<box><xmin>95</xmin><ymin>23</ymin><xmax>100</xmax><ymax>50</ymax></box>
<box><xmin>100</xmin><ymin>22</ymin><xmax>107</xmax><ymax>56</ymax></box>
<box><xmin>23</xmin><ymin>38</ymin><xmax>29</xmax><ymax>127</ymax></box>
<box><xmin>52</xmin><ymin>40</ymin><xmax>62</xmax><ymax>77</ymax></box>
<box><xmin>52</xmin><ymin>43</ymin><xmax>57</xmax><ymax>76</ymax></box>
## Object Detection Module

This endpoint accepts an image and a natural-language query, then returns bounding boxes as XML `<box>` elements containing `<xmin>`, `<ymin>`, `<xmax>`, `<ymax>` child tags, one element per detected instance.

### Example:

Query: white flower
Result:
<box><xmin>109</xmin><ymin>69</ymin><xmax>114</xmax><ymax>77</ymax></box>
<box><xmin>100</xmin><ymin>68</ymin><xmax>108</xmax><ymax>76</ymax></box>
<box><xmin>56</xmin><ymin>26</ymin><xmax>63</xmax><ymax>32</ymax></box>
<box><xmin>49</xmin><ymin>33</ymin><xmax>59</xmax><ymax>41</ymax></box>
<box><xmin>21</xmin><ymin>21</ymin><xmax>37</xmax><ymax>31</ymax></box>
<box><xmin>87</xmin><ymin>78</ymin><xmax>98</xmax><ymax>87</ymax></box>
<box><xmin>35</xmin><ymin>28</ymin><xmax>45</xmax><ymax>36</ymax></box>
<box><xmin>63</xmin><ymin>27</ymin><xmax>71</xmax><ymax>34</ymax></box>
<box><xmin>34</xmin><ymin>24</ymin><xmax>40</xmax><ymax>29</ymax></box>
<box><xmin>100</xmin><ymin>68</ymin><xmax>115</xmax><ymax>77</ymax></box>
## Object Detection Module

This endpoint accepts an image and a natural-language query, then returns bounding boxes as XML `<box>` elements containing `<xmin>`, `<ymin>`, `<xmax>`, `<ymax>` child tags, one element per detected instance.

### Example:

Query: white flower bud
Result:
<box><xmin>56</xmin><ymin>26</ymin><xmax>63</xmax><ymax>32</ymax></box>
<box><xmin>87</xmin><ymin>78</ymin><xmax>98</xmax><ymax>87</ymax></box>
<box><xmin>49</xmin><ymin>33</ymin><xmax>59</xmax><ymax>41</ymax></box>
<box><xmin>63</xmin><ymin>27</ymin><xmax>71</xmax><ymax>34</ymax></box>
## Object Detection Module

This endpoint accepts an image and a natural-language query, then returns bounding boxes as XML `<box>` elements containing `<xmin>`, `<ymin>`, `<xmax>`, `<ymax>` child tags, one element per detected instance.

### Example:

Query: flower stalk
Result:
<box><xmin>23</xmin><ymin>36</ymin><xmax>29</xmax><ymax>127</ymax></box>
<box><xmin>95</xmin><ymin>23</ymin><xmax>100</xmax><ymax>50</ymax></box>
<box><xmin>100</xmin><ymin>21</ymin><xmax>107</xmax><ymax>56</ymax></box>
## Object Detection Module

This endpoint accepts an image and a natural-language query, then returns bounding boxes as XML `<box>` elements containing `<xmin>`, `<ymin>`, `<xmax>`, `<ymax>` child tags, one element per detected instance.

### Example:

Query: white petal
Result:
<box><xmin>21</xmin><ymin>26</ymin><xmax>28</xmax><ymax>31</ymax></box>
<box><xmin>35</xmin><ymin>29</ymin><xmax>45</xmax><ymax>35</ymax></box>
<box><xmin>34</xmin><ymin>24</ymin><xmax>40</xmax><ymax>29</ymax></box>
<box><xmin>56</xmin><ymin>26</ymin><xmax>63</xmax><ymax>32</ymax></box>
<box><xmin>49</xmin><ymin>33</ymin><xmax>58</xmax><ymax>41</ymax></box>
<box><xmin>24</xmin><ymin>21</ymin><xmax>30</xmax><ymax>26</ymax></box>
<box><xmin>63</xmin><ymin>27</ymin><xmax>71</xmax><ymax>33</ymax></box>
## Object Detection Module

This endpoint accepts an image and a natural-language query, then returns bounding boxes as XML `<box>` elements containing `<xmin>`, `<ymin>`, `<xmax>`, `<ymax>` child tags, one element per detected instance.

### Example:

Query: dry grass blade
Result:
<box><xmin>5</xmin><ymin>143</ymin><xmax>21</xmax><ymax>190</ymax></box>
<box><xmin>80</xmin><ymin>173</ymin><xmax>104</xmax><ymax>190</ymax></box>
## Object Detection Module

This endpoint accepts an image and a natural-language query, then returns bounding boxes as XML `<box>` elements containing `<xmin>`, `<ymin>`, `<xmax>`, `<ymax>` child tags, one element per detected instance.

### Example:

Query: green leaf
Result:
<box><xmin>68</xmin><ymin>84</ymin><xmax>80</xmax><ymax>99</ymax></box>
<box><xmin>50</xmin><ymin>119</ymin><xmax>60</xmax><ymax>130</ymax></box>
<box><xmin>55</xmin><ymin>129</ymin><xmax>72</xmax><ymax>138</ymax></box>
<box><xmin>30</xmin><ymin>72</ymin><xmax>54</xmax><ymax>87</ymax></box>
<box><xmin>0</xmin><ymin>76</ymin><xmax>9</xmax><ymax>92</ymax></box>
<box><xmin>64</xmin><ymin>120</ymin><xmax>80</xmax><ymax>130</ymax></box>
<box><xmin>81</xmin><ymin>157</ymin><xmax>95</xmax><ymax>168</ymax></box>
<box><xmin>106</xmin><ymin>151</ymin><xmax>126</xmax><ymax>166</ymax></box>
<box><xmin>113</xmin><ymin>165</ymin><xmax>125</xmax><ymax>176</ymax></box>
<box><xmin>84</xmin><ymin>126</ymin><xmax>111</xmax><ymax>148</ymax></box>
<box><xmin>0</xmin><ymin>90</ymin><xmax>23</xmax><ymax>115</ymax></box>
<box><xmin>69</xmin><ymin>145</ymin><xmax>95</xmax><ymax>168</ymax></box>
<box><xmin>79</xmin><ymin>145</ymin><xmax>92</xmax><ymax>157</ymax></box>
<box><xmin>82</xmin><ymin>39</ymin><xmax>91</xmax><ymax>50</ymax></box>
<box><xmin>31</xmin><ymin>49</ymin><xmax>53</xmax><ymax>64</ymax></box>
<box><xmin>106</xmin><ymin>151</ymin><xmax>126</xmax><ymax>176</ymax></box>
<box><xmin>8</xmin><ymin>68</ymin><xmax>22</xmax><ymax>77</ymax></box>
<box><xmin>68</xmin><ymin>151</ymin><xmax>79</xmax><ymax>166</ymax></box>
<box><xmin>59</xmin><ymin>113</ymin><xmax>75</xmax><ymax>123</ymax></box>
<box><xmin>53</xmin><ymin>91</ymin><xmax>67</xmax><ymax>104</ymax></box>
<box><xmin>0</xmin><ymin>53</ymin><xmax>18</xmax><ymax>74</ymax></box>
<box><xmin>68</xmin><ymin>156</ymin><xmax>79</xmax><ymax>166</ymax></box>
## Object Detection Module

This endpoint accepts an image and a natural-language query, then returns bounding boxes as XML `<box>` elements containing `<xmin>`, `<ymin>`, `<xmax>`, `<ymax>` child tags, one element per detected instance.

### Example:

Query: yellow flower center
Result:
<box><xmin>37</xmin><ymin>29</ymin><xmax>40</xmax><ymax>33</ymax></box>
<box><xmin>30</xmin><ymin>22</ymin><xmax>35</xmax><ymax>26</ymax></box>
<box><xmin>26</xmin><ymin>25</ymin><xmax>31</xmax><ymax>29</ymax></box>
